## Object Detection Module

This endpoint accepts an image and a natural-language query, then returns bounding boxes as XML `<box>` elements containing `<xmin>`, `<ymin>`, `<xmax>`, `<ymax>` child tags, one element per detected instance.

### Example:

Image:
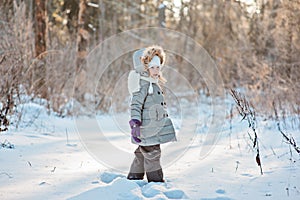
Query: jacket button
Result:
<box><xmin>158</xmin><ymin>91</ymin><xmax>160</xmax><ymax>95</ymax></box>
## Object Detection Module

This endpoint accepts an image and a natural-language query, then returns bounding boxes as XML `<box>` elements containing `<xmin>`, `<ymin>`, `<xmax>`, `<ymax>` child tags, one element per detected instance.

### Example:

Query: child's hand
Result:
<box><xmin>129</xmin><ymin>119</ymin><xmax>141</xmax><ymax>143</ymax></box>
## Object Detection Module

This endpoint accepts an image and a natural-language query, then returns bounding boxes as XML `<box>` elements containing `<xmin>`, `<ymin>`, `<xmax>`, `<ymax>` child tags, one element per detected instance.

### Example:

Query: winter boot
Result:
<box><xmin>146</xmin><ymin>168</ymin><xmax>164</xmax><ymax>182</ymax></box>
<box><xmin>127</xmin><ymin>172</ymin><xmax>144</xmax><ymax>180</ymax></box>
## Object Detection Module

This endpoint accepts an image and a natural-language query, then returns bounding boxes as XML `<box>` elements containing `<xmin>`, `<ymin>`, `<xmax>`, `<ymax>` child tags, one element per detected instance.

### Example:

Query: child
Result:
<box><xmin>127</xmin><ymin>45</ymin><xmax>176</xmax><ymax>182</ymax></box>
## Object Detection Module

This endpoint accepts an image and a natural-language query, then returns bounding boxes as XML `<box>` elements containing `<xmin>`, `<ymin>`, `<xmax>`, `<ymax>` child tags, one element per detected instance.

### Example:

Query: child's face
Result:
<box><xmin>149</xmin><ymin>66</ymin><xmax>160</xmax><ymax>79</ymax></box>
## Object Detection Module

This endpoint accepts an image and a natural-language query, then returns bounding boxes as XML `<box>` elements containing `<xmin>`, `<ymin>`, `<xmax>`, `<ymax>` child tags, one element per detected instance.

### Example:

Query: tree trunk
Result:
<box><xmin>34</xmin><ymin>0</ymin><xmax>47</xmax><ymax>57</ymax></box>
<box><xmin>33</xmin><ymin>0</ymin><xmax>47</xmax><ymax>98</ymax></box>
<box><xmin>75</xmin><ymin>0</ymin><xmax>89</xmax><ymax>99</ymax></box>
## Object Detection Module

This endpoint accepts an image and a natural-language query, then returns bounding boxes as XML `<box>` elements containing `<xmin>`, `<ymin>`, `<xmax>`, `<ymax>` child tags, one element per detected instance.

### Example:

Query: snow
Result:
<box><xmin>0</xmin><ymin>97</ymin><xmax>299</xmax><ymax>200</ymax></box>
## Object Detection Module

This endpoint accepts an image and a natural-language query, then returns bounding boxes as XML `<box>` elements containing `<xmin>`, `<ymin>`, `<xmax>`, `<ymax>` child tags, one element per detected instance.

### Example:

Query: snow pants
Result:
<box><xmin>127</xmin><ymin>144</ymin><xmax>164</xmax><ymax>182</ymax></box>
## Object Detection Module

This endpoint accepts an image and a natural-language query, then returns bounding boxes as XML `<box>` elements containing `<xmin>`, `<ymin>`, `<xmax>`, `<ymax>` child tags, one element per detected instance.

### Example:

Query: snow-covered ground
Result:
<box><xmin>0</xmin><ymin>98</ymin><xmax>299</xmax><ymax>200</ymax></box>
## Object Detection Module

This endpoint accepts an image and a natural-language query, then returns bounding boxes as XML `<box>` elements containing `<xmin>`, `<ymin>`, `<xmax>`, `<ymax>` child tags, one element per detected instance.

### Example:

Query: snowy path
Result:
<box><xmin>0</xmin><ymin>102</ymin><xmax>300</xmax><ymax>199</ymax></box>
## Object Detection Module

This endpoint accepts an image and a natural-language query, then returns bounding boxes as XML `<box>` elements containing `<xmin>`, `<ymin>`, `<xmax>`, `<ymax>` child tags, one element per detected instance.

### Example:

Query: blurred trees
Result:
<box><xmin>34</xmin><ymin>0</ymin><xmax>47</xmax><ymax>57</ymax></box>
<box><xmin>0</xmin><ymin>0</ymin><xmax>299</xmax><ymax>116</ymax></box>
<box><xmin>33</xmin><ymin>0</ymin><xmax>47</xmax><ymax>99</ymax></box>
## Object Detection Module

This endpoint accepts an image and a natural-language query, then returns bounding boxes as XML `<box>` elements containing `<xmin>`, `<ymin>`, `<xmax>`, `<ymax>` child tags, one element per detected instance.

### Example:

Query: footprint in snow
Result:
<box><xmin>69</xmin><ymin>171</ymin><xmax>188</xmax><ymax>199</ymax></box>
<box><xmin>99</xmin><ymin>171</ymin><xmax>126</xmax><ymax>183</ymax></box>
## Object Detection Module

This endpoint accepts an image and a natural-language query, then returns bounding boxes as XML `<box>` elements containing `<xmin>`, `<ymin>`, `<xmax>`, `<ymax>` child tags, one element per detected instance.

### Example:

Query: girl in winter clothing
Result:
<box><xmin>127</xmin><ymin>45</ymin><xmax>176</xmax><ymax>182</ymax></box>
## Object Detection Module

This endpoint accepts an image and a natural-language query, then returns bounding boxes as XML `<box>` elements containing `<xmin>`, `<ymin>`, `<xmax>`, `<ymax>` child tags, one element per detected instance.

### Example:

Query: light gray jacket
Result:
<box><xmin>130</xmin><ymin>76</ymin><xmax>176</xmax><ymax>146</ymax></box>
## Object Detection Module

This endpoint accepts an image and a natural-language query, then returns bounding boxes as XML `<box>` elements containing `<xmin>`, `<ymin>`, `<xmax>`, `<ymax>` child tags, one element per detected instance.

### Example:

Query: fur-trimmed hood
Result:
<box><xmin>132</xmin><ymin>46</ymin><xmax>166</xmax><ymax>72</ymax></box>
<box><xmin>130</xmin><ymin>46</ymin><xmax>166</xmax><ymax>95</ymax></box>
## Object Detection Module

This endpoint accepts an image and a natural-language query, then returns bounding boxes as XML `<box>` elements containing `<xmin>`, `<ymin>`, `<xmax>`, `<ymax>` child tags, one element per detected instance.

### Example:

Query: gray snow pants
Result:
<box><xmin>128</xmin><ymin>144</ymin><xmax>163</xmax><ymax>182</ymax></box>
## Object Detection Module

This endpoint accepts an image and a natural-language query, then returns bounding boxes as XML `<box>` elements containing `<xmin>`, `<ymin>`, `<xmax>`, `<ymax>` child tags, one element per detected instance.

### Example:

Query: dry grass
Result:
<box><xmin>0</xmin><ymin>0</ymin><xmax>299</xmax><ymax>125</ymax></box>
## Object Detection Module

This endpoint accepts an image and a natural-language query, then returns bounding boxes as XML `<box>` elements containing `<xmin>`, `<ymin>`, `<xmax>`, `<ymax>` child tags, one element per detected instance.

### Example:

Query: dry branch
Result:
<box><xmin>230</xmin><ymin>89</ymin><xmax>263</xmax><ymax>175</ymax></box>
<box><xmin>273</xmin><ymin>101</ymin><xmax>300</xmax><ymax>154</ymax></box>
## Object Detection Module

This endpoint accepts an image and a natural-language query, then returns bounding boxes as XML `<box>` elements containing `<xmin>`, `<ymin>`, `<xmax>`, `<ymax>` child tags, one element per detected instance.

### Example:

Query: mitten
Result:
<box><xmin>129</xmin><ymin>119</ymin><xmax>142</xmax><ymax>143</ymax></box>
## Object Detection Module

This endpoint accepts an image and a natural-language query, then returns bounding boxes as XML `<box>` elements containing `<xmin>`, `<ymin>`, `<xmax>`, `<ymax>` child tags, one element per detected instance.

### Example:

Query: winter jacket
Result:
<box><xmin>130</xmin><ymin>73</ymin><xmax>176</xmax><ymax>146</ymax></box>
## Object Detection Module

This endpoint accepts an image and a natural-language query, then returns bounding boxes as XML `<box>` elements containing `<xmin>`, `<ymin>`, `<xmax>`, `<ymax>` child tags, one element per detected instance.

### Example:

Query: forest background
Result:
<box><xmin>0</xmin><ymin>0</ymin><xmax>299</xmax><ymax>128</ymax></box>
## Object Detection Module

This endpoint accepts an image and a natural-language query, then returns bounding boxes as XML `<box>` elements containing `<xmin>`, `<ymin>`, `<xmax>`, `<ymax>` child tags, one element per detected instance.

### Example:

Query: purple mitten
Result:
<box><xmin>129</xmin><ymin>119</ymin><xmax>142</xmax><ymax>143</ymax></box>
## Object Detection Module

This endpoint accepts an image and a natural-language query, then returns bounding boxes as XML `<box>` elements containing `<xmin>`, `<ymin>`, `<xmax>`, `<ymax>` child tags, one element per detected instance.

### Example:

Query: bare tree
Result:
<box><xmin>75</xmin><ymin>0</ymin><xmax>89</xmax><ymax>100</ymax></box>
<box><xmin>34</xmin><ymin>0</ymin><xmax>47</xmax><ymax>57</ymax></box>
<box><xmin>32</xmin><ymin>0</ymin><xmax>48</xmax><ymax>99</ymax></box>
